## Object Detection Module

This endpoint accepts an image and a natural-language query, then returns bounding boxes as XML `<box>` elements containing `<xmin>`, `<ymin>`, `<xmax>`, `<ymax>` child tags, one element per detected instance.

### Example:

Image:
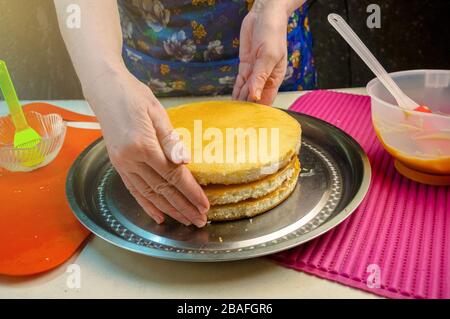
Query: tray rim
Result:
<box><xmin>66</xmin><ymin>110</ymin><xmax>371</xmax><ymax>262</ymax></box>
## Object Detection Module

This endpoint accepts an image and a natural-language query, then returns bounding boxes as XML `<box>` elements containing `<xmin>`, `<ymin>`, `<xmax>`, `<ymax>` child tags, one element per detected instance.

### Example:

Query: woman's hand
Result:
<box><xmin>85</xmin><ymin>68</ymin><xmax>210</xmax><ymax>228</ymax></box>
<box><xmin>233</xmin><ymin>0</ymin><xmax>297</xmax><ymax>105</ymax></box>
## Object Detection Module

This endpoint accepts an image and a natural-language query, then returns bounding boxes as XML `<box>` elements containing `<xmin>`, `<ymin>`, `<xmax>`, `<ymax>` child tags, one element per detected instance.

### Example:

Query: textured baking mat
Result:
<box><xmin>270</xmin><ymin>90</ymin><xmax>449</xmax><ymax>299</ymax></box>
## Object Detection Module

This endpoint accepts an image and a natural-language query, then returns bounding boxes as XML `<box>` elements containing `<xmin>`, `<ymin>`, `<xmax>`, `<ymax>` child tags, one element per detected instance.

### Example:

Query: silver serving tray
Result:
<box><xmin>66</xmin><ymin>111</ymin><xmax>371</xmax><ymax>262</ymax></box>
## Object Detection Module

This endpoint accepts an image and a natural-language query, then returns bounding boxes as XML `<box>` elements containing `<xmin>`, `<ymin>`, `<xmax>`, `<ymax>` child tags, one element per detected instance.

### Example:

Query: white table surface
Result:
<box><xmin>0</xmin><ymin>87</ymin><xmax>379</xmax><ymax>299</ymax></box>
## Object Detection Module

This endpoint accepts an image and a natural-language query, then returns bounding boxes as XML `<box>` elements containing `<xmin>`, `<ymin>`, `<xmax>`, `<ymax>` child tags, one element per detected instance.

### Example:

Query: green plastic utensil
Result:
<box><xmin>0</xmin><ymin>60</ymin><xmax>43</xmax><ymax>166</ymax></box>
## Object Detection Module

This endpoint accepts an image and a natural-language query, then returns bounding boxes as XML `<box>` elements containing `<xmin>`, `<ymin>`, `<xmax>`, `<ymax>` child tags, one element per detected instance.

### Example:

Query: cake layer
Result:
<box><xmin>167</xmin><ymin>101</ymin><xmax>302</xmax><ymax>185</ymax></box>
<box><xmin>204</xmin><ymin>156</ymin><xmax>300</xmax><ymax>205</ymax></box>
<box><xmin>207</xmin><ymin>159</ymin><xmax>301</xmax><ymax>221</ymax></box>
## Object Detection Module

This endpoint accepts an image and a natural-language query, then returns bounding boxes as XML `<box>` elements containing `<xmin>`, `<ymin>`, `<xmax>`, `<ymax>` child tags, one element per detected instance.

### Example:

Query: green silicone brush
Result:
<box><xmin>0</xmin><ymin>60</ymin><xmax>43</xmax><ymax>166</ymax></box>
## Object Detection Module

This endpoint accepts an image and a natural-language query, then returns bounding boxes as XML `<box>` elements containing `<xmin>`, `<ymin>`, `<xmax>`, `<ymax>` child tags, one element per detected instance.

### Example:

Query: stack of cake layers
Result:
<box><xmin>167</xmin><ymin>101</ymin><xmax>302</xmax><ymax>221</ymax></box>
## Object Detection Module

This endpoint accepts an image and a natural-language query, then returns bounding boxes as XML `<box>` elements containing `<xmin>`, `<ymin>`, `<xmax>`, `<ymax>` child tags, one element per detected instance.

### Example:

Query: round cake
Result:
<box><xmin>167</xmin><ymin>101</ymin><xmax>302</xmax><ymax>221</ymax></box>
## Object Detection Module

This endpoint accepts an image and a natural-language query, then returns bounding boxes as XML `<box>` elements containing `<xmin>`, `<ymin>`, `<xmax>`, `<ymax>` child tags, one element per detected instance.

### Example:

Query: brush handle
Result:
<box><xmin>0</xmin><ymin>60</ymin><xmax>28</xmax><ymax>131</ymax></box>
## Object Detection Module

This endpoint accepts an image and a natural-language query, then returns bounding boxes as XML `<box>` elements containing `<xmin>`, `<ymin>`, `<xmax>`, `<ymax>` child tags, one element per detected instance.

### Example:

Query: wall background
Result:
<box><xmin>0</xmin><ymin>0</ymin><xmax>449</xmax><ymax>100</ymax></box>
<box><xmin>310</xmin><ymin>0</ymin><xmax>450</xmax><ymax>89</ymax></box>
<box><xmin>0</xmin><ymin>0</ymin><xmax>82</xmax><ymax>100</ymax></box>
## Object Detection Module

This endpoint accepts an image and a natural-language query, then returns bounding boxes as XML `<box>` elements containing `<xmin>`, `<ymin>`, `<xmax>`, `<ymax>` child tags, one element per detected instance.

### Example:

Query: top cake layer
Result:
<box><xmin>167</xmin><ymin>101</ymin><xmax>302</xmax><ymax>185</ymax></box>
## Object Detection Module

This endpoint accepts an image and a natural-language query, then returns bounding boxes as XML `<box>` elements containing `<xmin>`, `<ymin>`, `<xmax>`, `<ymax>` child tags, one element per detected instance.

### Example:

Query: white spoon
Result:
<box><xmin>327</xmin><ymin>13</ymin><xmax>431</xmax><ymax>113</ymax></box>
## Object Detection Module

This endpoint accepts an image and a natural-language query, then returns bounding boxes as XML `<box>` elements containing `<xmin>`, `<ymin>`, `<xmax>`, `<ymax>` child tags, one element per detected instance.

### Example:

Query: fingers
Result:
<box><xmin>150</xmin><ymin>104</ymin><xmax>190</xmax><ymax>164</ymax></box>
<box><xmin>248</xmin><ymin>52</ymin><xmax>277</xmax><ymax>102</ymax></box>
<box><xmin>234</xmin><ymin>48</ymin><xmax>285</xmax><ymax>104</ymax></box>
<box><xmin>232</xmin><ymin>62</ymin><xmax>252</xmax><ymax>101</ymax></box>
<box><xmin>123</xmin><ymin>171</ymin><xmax>195</xmax><ymax>227</ymax></box>
<box><xmin>135</xmin><ymin>163</ymin><xmax>207</xmax><ymax>228</ymax></box>
<box><xmin>143</xmin><ymin>146</ymin><xmax>210</xmax><ymax>215</ymax></box>
<box><xmin>238</xmin><ymin>82</ymin><xmax>250</xmax><ymax>101</ymax></box>
<box><xmin>232</xmin><ymin>73</ymin><xmax>244</xmax><ymax>100</ymax></box>
<box><xmin>258</xmin><ymin>79</ymin><xmax>279</xmax><ymax>105</ymax></box>
<box><xmin>160</xmin><ymin>130</ymin><xmax>191</xmax><ymax>164</ymax></box>
<box><xmin>235</xmin><ymin>63</ymin><xmax>279</xmax><ymax>104</ymax></box>
<box><xmin>149</xmin><ymin>102</ymin><xmax>173</xmax><ymax>142</ymax></box>
<box><xmin>128</xmin><ymin>173</ymin><xmax>196</xmax><ymax>227</ymax></box>
<box><xmin>258</xmin><ymin>57</ymin><xmax>288</xmax><ymax>105</ymax></box>
<box><xmin>121</xmin><ymin>173</ymin><xmax>165</xmax><ymax>224</ymax></box>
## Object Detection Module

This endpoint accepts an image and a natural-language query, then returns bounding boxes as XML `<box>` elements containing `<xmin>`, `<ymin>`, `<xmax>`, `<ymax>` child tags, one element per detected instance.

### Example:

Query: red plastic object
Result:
<box><xmin>414</xmin><ymin>105</ymin><xmax>433</xmax><ymax>113</ymax></box>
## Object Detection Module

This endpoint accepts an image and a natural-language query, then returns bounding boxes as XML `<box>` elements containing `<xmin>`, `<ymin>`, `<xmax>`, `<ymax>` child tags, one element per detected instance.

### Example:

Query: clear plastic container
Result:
<box><xmin>0</xmin><ymin>111</ymin><xmax>66</xmax><ymax>172</ymax></box>
<box><xmin>367</xmin><ymin>69</ymin><xmax>450</xmax><ymax>185</ymax></box>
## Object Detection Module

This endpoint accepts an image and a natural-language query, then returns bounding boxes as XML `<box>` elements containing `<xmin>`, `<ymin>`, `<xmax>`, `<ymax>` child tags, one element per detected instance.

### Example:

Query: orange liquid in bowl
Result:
<box><xmin>373</xmin><ymin>125</ymin><xmax>450</xmax><ymax>185</ymax></box>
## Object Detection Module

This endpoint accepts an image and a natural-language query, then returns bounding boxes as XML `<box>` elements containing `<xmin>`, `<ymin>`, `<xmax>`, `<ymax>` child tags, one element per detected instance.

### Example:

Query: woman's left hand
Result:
<box><xmin>232</xmin><ymin>0</ymin><xmax>292</xmax><ymax>105</ymax></box>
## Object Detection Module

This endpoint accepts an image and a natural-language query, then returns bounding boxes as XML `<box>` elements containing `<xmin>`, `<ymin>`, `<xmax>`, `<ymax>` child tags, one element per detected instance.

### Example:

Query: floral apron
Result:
<box><xmin>118</xmin><ymin>0</ymin><xmax>316</xmax><ymax>97</ymax></box>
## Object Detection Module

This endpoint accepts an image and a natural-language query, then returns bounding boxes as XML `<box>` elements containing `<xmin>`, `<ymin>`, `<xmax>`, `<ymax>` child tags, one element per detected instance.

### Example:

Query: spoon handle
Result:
<box><xmin>327</xmin><ymin>13</ymin><xmax>419</xmax><ymax>110</ymax></box>
<box><xmin>0</xmin><ymin>60</ymin><xmax>29</xmax><ymax>131</ymax></box>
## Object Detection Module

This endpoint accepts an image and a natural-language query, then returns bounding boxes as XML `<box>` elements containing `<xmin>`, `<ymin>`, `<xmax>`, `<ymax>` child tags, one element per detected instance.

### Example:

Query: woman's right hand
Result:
<box><xmin>84</xmin><ymin>68</ymin><xmax>210</xmax><ymax>228</ymax></box>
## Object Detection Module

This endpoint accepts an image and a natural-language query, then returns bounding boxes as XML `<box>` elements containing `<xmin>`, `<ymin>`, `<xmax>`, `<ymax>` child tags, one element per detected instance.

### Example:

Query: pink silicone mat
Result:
<box><xmin>270</xmin><ymin>90</ymin><xmax>450</xmax><ymax>299</ymax></box>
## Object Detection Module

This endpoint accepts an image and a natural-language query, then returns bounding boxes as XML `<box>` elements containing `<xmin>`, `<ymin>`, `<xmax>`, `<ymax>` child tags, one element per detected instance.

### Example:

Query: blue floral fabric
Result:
<box><xmin>118</xmin><ymin>0</ymin><xmax>316</xmax><ymax>97</ymax></box>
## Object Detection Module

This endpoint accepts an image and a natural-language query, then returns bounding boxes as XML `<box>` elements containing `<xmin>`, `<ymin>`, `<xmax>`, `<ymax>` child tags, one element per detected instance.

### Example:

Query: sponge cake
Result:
<box><xmin>167</xmin><ymin>101</ymin><xmax>301</xmax><ymax>221</ymax></box>
<box><xmin>167</xmin><ymin>101</ymin><xmax>301</xmax><ymax>185</ymax></box>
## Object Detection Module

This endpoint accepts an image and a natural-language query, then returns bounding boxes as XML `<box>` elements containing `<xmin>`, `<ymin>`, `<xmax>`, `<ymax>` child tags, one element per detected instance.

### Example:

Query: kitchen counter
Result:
<box><xmin>0</xmin><ymin>87</ymin><xmax>379</xmax><ymax>299</ymax></box>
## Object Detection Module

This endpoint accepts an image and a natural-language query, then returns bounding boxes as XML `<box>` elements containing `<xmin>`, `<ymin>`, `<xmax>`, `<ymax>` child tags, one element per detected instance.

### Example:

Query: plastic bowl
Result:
<box><xmin>0</xmin><ymin>111</ymin><xmax>66</xmax><ymax>172</ymax></box>
<box><xmin>367</xmin><ymin>69</ymin><xmax>450</xmax><ymax>185</ymax></box>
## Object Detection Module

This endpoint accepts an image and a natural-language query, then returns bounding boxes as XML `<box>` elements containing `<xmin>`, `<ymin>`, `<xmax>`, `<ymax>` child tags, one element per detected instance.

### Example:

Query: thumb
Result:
<box><xmin>152</xmin><ymin>107</ymin><xmax>191</xmax><ymax>165</ymax></box>
<box><xmin>248</xmin><ymin>53</ymin><xmax>276</xmax><ymax>101</ymax></box>
<box><xmin>161</xmin><ymin>130</ymin><xmax>191</xmax><ymax>165</ymax></box>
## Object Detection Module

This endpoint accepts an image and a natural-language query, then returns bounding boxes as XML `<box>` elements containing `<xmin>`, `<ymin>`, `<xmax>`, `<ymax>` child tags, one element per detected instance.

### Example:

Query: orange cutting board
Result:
<box><xmin>0</xmin><ymin>103</ymin><xmax>100</xmax><ymax>276</ymax></box>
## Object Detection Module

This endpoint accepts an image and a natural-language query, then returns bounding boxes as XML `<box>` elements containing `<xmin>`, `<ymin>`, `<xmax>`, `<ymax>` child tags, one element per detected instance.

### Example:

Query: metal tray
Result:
<box><xmin>66</xmin><ymin>111</ymin><xmax>371</xmax><ymax>262</ymax></box>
